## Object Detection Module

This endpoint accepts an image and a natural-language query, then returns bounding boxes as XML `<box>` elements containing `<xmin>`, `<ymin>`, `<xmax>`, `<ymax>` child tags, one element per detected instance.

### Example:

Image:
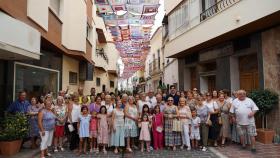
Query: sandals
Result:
<box><xmin>126</xmin><ymin>148</ymin><xmax>133</xmax><ymax>153</ymax></box>
<box><xmin>103</xmin><ymin>149</ymin><xmax>107</xmax><ymax>154</ymax></box>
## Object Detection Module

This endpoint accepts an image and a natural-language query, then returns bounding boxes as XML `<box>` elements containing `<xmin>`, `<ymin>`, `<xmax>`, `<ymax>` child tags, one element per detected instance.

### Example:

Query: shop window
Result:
<box><xmin>14</xmin><ymin>62</ymin><xmax>59</xmax><ymax>100</ymax></box>
<box><xmin>69</xmin><ymin>71</ymin><xmax>78</xmax><ymax>85</ymax></box>
<box><xmin>96</xmin><ymin>77</ymin><xmax>101</xmax><ymax>87</ymax></box>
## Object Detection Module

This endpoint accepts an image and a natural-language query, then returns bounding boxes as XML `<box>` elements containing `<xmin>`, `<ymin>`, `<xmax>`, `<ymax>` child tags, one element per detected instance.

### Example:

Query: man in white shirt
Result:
<box><xmin>230</xmin><ymin>90</ymin><xmax>259</xmax><ymax>153</ymax></box>
<box><xmin>146</xmin><ymin>91</ymin><xmax>157</xmax><ymax>109</ymax></box>
<box><xmin>138</xmin><ymin>93</ymin><xmax>150</xmax><ymax>113</ymax></box>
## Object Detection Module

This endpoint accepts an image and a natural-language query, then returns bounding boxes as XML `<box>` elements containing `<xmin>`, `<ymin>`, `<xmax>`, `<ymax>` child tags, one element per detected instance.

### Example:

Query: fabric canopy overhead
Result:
<box><xmin>95</xmin><ymin>0</ymin><xmax>160</xmax><ymax>79</ymax></box>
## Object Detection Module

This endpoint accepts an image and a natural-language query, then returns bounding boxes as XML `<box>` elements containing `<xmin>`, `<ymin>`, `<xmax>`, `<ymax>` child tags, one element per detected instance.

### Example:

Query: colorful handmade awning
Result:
<box><xmin>95</xmin><ymin>0</ymin><xmax>160</xmax><ymax>79</ymax></box>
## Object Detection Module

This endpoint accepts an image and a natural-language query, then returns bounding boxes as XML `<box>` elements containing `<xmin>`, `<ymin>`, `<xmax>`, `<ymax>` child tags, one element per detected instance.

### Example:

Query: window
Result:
<box><xmin>14</xmin><ymin>62</ymin><xmax>59</xmax><ymax>100</ymax></box>
<box><xmin>69</xmin><ymin>71</ymin><xmax>78</xmax><ymax>85</ymax></box>
<box><xmin>50</xmin><ymin>0</ymin><xmax>61</xmax><ymax>15</ymax></box>
<box><xmin>168</xmin><ymin>0</ymin><xmax>203</xmax><ymax>40</ymax></box>
<box><xmin>157</xmin><ymin>49</ymin><xmax>160</xmax><ymax>70</ymax></box>
<box><xmin>96</xmin><ymin>77</ymin><xmax>101</xmax><ymax>87</ymax></box>
<box><xmin>168</xmin><ymin>0</ymin><xmax>189</xmax><ymax>37</ymax></box>
<box><xmin>110</xmin><ymin>81</ymin><xmax>114</xmax><ymax>88</ymax></box>
<box><xmin>86</xmin><ymin>23</ymin><xmax>92</xmax><ymax>41</ymax></box>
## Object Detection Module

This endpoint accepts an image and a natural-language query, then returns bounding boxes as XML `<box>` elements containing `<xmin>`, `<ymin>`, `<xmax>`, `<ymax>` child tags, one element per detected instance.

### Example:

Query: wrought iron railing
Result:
<box><xmin>200</xmin><ymin>0</ymin><xmax>240</xmax><ymax>21</ymax></box>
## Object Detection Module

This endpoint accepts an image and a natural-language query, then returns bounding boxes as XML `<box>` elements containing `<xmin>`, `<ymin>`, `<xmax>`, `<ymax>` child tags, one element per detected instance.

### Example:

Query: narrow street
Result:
<box><xmin>0</xmin><ymin>0</ymin><xmax>280</xmax><ymax>158</ymax></box>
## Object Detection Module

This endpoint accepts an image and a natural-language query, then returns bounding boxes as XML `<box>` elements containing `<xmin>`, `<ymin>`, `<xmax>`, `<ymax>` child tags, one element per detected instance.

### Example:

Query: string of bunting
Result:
<box><xmin>95</xmin><ymin>0</ymin><xmax>160</xmax><ymax>79</ymax></box>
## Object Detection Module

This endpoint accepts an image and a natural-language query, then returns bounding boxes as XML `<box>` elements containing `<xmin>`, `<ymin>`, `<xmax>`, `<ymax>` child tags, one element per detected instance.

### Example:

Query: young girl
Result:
<box><xmin>97</xmin><ymin>106</ymin><xmax>109</xmax><ymax>154</ymax></box>
<box><xmin>140</xmin><ymin>104</ymin><xmax>152</xmax><ymax>122</ymax></box>
<box><xmin>139</xmin><ymin>114</ymin><xmax>152</xmax><ymax>152</ymax></box>
<box><xmin>152</xmin><ymin>105</ymin><xmax>164</xmax><ymax>150</ymax></box>
<box><xmin>77</xmin><ymin>106</ymin><xmax>91</xmax><ymax>155</ymax></box>
<box><xmin>190</xmin><ymin>110</ymin><xmax>201</xmax><ymax>150</ymax></box>
<box><xmin>90</xmin><ymin>111</ymin><xmax>98</xmax><ymax>153</ymax></box>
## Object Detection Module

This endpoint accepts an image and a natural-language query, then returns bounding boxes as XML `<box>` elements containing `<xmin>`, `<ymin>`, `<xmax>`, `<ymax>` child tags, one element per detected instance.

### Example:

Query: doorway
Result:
<box><xmin>239</xmin><ymin>54</ymin><xmax>259</xmax><ymax>92</ymax></box>
<box><xmin>102</xmin><ymin>84</ymin><xmax>106</xmax><ymax>92</ymax></box>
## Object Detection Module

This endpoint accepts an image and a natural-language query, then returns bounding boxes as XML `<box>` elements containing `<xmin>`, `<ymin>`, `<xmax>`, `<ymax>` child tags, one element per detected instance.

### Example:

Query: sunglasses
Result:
<box><xmin>64</xmin><ymin>97</ymin><xmax>71</xmax><ymax>99</ymax></box>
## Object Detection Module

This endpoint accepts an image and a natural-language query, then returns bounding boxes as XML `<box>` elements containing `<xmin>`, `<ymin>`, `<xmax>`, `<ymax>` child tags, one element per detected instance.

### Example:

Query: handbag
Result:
<box><xmin>68</xmin><ymin>124</ymin><xmax>74</xmax><ymax>132</ymax></box>
<box><xmin>218</xmin><ymin>116</ymin><xmax>223</xmax><ymax>125</ymax></box>
<box><xmin>154</xmin><ymin>115</ymin><xmax>163</xmax><ymax>133</ymax></box>
<box><xmin>206</xmin><ymin>119</ymin><xmax>212</xmax><ymax>126</ymax></box>
<box><xmin>218</xmin><ymin>102</ymin><xmax>226</xmax><ymax>125</ymax></box>
<box><xmin>172</xmin><ymin>119</ymin><xmax>182</xmax><ymax>132</ymax></box>
<box><xmin>156</xmin><ymin>126</ymin><xmax>163</xmax><ymax>133</ymax></box>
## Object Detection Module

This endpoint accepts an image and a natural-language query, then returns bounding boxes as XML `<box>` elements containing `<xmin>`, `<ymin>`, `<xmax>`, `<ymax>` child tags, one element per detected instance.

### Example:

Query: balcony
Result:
<box><xmin>200</xmin><ymin>0</ymin><xmax>240</xmax><ymax>21</ymax></box>
<box><xmin>0</xmin><ymin>12</ymin><xmax>41</xmax><ymax>60</ymax></box>
<box><xmin>149</xmin><ymin>59</ymin><xmax>162</xmax><ymax>76</ymax></box>
<box><xmin>164</xmin><ymin>0</ymin><xmax>280</xmax><ymax>58</ymax></box>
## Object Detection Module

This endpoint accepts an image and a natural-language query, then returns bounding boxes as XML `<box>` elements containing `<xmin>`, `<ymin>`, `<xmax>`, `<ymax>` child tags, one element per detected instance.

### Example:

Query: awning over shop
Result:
<box><xmin>0</xmin><ymin>11</ymin><xmax>41</xmax><ymax>60</ymax></box>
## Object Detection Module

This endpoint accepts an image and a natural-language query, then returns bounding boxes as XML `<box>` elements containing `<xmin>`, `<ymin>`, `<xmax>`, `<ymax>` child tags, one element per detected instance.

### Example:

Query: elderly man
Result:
<box><xmin>7</xmin><ymin>91</ymin><xmax>30</xmax><ymax>114</ymax></box>
<box><xmin>146</xmin><ymin>91</ymin><xmax>157</xmax><ymax>109</ymax></box>
<box><xmin>105</xmin><ymin>95</ymin><xmax>114</xmax><ymax>114</ymax></box>
<box><xmin>121</xmin><ymin>94</ymin><xmax>128</xmax><ymax>109</ymax></box>
<box><xmin>230</xmin><ymin>90</ymin><xmax>259</xmax><ymax>153</ymax></box>
<box><xmin>138</xmin><ymin>93</ymin><xmax>150</xmax><ymax>113</ymax></box>
<box><xmin>156</xmin><ymin>93</ymin><xmax>166</xmax><ymax>112</ymax></box>
<box><xmin>166</xmin><ymin>85</ymin><xmax>179</xmax><ymax>106</ymax></box>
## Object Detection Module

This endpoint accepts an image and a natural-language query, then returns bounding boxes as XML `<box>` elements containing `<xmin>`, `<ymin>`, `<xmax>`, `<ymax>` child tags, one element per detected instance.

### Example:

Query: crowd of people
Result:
<box><xmin>7</xmin><ymin>86</ymin><xmax>259</xmax><ymax>158</ymax></box>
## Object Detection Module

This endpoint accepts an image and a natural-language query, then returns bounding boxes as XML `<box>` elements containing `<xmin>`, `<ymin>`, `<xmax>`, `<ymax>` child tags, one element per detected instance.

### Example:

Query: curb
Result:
<box><xmin>209</xmin><ymin>147</ymin><xmax>228</xmax><ymax>158</ymax></box>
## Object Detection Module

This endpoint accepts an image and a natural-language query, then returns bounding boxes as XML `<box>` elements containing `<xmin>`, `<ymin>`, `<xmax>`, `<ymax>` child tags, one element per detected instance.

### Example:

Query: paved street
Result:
<box><xmin>51</xmin><ymin>148</ymin><xmax>218</xmax><ymax>158</ymax></box>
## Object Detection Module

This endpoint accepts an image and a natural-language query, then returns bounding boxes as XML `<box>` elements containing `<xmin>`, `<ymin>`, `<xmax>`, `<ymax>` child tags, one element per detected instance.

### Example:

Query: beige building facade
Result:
<box><xmin>162</xmin><ymin>0</ymin><xmax>280</xmax><ymax>130</ymax></box>
<box><xmin>145</xmin><ymin>27</ymin><xmax>164</xmax><ymax>92</ymax></box>
<box><xmin>0</xmin><ymin>0</ymin><xmax>119</xmax><ymax>113</ymax></box>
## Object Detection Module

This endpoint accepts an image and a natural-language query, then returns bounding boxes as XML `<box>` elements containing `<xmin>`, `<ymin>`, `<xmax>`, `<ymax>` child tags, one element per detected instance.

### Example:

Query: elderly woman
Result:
<box><xmin>205</xmin><ymin>92</ymin><xmax>220</xmax><ymax>147</ymax></box>
<box><xmin>111</xmin><ymin>100</ymin><xmax>125</xmax><ymax>154</ymax></box>
<box><xmin>217</xmin><ymin>93</ymin><xmax>231</xmax><ymax>147</ymax></box>
<box><xmin>196</xmin><ymin>96</ymin><xmax>211</xmax><ymax>151</ymax></box>
<box><xmin>38</xmin><ymin>99</ymin><xmax>56</xmax><ymax>158</ymax></box>
<box><xmin>28</xmin><ymin>97</ymin><xmax>42</xmax><ymax>149</ymax></box>
<box><xmin>186</xmin><ymin>91</ymin><xmax>196</xmax><ymax>111</ymax></box>
<box><xmin>54</xmin><ymin>96</ymin><xmax>67</xmax><ymax>152</ymax></box>
<box><xmin>178</xmin><ymin>97</ymin><xmax>192</xmax><ymax>150</ymax></box>
<box><xmin>164</xmin><ymin>97</ymin><xmax>181</xmax><ymax>151</ymax></box>
<box><xmin>68</xmin><ymin>95</ymin><xmax>81</xmax><ymax>151</ymax></box>
<box><xmin>124</xmin><ymin>96</ymin><xmax>138</xmax><ymax>152</ymax></box>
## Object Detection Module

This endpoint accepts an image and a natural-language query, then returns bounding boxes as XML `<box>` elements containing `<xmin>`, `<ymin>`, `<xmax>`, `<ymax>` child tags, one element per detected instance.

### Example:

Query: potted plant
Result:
<box><xmin>0</xmin><ymin>112</ymin><xmax>29</xmax><ymax>156</ymax></box>
<box><xmin>248</xmin><ymin>89</ymin><xmax>279</xmax><ymax>144</ymax></box>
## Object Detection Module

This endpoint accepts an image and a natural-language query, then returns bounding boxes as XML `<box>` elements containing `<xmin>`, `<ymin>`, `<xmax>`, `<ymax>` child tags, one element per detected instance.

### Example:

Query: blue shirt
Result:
<box><xmin>7</xmin><ymin>99</ymin><xmax>30</xmax><ymax>113</ymax></box>
<box><xmin>121</xmin><ymin>103</ymin><xmax>125</xmax><ymax>109</ymax></box>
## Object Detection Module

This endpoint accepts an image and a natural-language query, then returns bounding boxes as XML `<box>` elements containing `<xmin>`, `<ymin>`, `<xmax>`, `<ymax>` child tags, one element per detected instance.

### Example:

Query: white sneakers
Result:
<box><xmin>202</xmin><ymin>147</ymin><xmax>207</xmax><ymax>151</ymax></box>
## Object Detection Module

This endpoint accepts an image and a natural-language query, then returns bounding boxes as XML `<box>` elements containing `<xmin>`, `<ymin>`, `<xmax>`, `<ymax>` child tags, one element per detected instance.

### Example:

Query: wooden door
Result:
<box><xmin>208</xmin><ymin>76</ymin><xmax>216</xmax><ymax>92</ymax></box>
<box><xmin>239</xmin><ymin>54</ymin><xmax>259</xmax><ymax>92</ymax></box>
<box><xmin>190</xmin><ymin>67</ymin><xmax>197</xmax><ymax>89</ymax></box>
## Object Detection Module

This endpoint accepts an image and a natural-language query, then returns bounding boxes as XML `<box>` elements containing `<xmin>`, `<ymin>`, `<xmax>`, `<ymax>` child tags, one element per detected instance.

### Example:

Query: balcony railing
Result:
<box><xmin>200</xmin><ymin>0</ymin><xmax>240</xmax><ymax>21</ymax></box>
<box><xmin>149</xmin><ymin>59</ymin><xmax>161</xmax><ymax>76</ymax></box>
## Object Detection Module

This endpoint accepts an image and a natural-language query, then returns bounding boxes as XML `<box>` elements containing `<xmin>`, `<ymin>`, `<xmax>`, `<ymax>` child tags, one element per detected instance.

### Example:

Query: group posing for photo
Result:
<box><xmin>7</xmin><ymin>86</ymin><xmax>259</xmax><ymax>158</ymax></box>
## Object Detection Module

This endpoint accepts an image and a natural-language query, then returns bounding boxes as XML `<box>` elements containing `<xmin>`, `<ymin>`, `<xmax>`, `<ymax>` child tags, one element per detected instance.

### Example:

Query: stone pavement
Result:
<box><xmin>50</xmin><ymin>148</ymin><xmax>218</xmax><ymax>158</ymax></box>
<box><xmin>215</xmin><ymin>142</ymin><xmax>280</xmax><ymax>158</ymax></box>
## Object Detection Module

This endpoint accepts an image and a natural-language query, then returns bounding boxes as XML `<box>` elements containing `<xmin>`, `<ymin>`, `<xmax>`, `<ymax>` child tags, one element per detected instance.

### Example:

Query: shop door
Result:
<box><xmin>208</xmin><ymin>76</ymin><xmax>216</xmax><ymax>92</ymax></box>
<box><xmin>239</xmin><ymin>54</ymin><xmax>259</xmax><ymax>92</ymax></box>
<box><xmin>190</xmin><ymin>67</ymin><xmax>197</xmax><ymax>89</ymax></box>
